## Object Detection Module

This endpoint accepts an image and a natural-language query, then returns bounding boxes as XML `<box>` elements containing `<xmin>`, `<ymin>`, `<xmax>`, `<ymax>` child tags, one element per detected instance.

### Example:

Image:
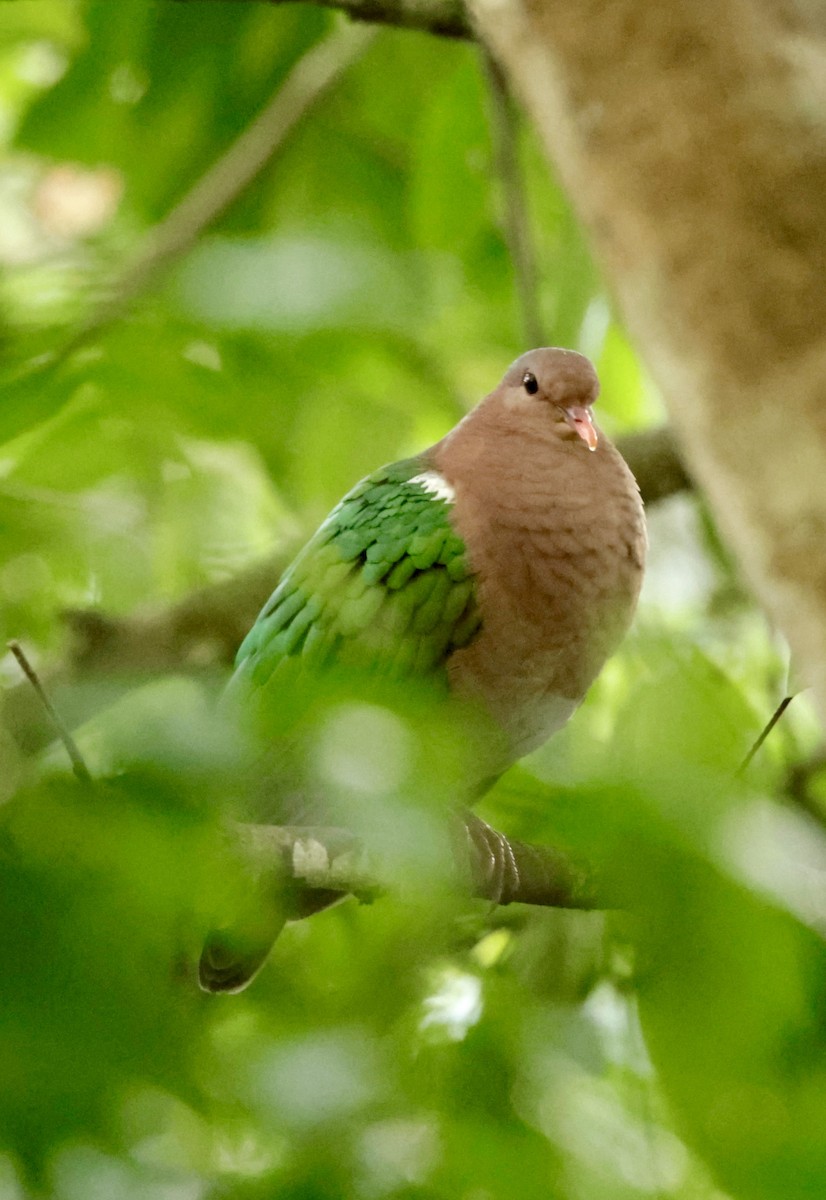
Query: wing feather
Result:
<box><xmin>234</xmin><ymin>460</ymin><xmax>481</xmax><ymax>695</ymax></box>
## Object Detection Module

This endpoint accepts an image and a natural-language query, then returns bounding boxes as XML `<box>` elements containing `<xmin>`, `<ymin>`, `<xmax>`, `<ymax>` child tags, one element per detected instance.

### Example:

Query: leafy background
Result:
<box><xmin>0</xmin><ymin>3</ymin><xmax>824</xmax><ymax>1199</ymax></box>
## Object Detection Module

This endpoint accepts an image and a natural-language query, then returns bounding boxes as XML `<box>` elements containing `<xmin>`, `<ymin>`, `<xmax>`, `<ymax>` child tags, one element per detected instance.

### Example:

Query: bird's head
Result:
<box><xmin>501</xmin><ymin>348</ymin><xmax>600</xmax><ymax>451</ymax></box>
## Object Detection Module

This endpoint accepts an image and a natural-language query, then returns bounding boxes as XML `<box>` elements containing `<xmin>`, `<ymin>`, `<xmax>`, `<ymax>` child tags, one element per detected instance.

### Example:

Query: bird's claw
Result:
<box><xmin>460</xmin><ymin>811</ymin><xmax>520</xmax><ymax>906</ymax></box>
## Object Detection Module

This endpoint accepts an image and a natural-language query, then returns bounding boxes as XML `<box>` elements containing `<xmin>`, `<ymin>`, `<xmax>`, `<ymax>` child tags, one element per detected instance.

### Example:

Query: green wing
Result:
<box><xmin>234</xmin><ymin>459</ymin><xmax>480</xmax><ymax>694</ymax></box>
<box><xmin>202</xmin><ymin>460</ymin><xmax>482</xmax><ymax>993</ymax></box>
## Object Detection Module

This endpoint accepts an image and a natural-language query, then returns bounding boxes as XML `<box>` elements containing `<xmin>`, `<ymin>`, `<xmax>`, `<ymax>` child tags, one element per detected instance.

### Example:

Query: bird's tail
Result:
<box><xmin>199</xmin><ymin>909</ymin><xmax>287</xmax><ymax>994</ymax></box>
<box><xmin>198</xmin><ymin>888</ymin><xmax>346</xmax><ymax>994</ymax></box>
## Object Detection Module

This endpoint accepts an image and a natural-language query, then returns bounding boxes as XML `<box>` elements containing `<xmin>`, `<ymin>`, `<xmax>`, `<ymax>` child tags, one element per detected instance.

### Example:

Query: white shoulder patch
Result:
<box><xmin>409</xmin><ymin>471</ymin><xmax>455</xmax><ymax>503</ymax></box>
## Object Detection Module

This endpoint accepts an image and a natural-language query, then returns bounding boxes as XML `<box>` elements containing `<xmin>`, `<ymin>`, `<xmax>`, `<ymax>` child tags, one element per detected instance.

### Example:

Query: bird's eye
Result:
<box><xmin>522</xmin><ymin>371</ymin><xmax>539</xmax><ymax>395</ymax></box>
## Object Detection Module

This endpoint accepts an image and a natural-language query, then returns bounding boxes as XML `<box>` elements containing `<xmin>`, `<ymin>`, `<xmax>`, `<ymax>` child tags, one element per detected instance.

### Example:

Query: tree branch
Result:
<box><xmin>618</xmin><ymin>425</ymin><xmax>692</xmax><ymax>507</ymax></box>
<box><xmin>235</xmin><ymin>819</ymin><xmax>598</xmax><ymax>909</ymax></box>
<box><xmin>1</xmin><ymin>554</ymin><xmax>284</xmax><ymax>756</ymax></box>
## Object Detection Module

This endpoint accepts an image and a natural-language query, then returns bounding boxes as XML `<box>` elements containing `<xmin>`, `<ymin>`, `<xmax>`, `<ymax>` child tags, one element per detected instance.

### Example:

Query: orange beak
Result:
<box><xmin>564</xmin><ymin>405</ymin><xmax>598</xmax><ymax>452</ymax></box>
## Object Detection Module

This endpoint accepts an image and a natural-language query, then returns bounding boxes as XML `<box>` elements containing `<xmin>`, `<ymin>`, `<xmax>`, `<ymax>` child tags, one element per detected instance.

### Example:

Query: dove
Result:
<box><xmin>199</xmin><ymin>348</ymin><xmax>646</xmax><ymax>992</ymax></box>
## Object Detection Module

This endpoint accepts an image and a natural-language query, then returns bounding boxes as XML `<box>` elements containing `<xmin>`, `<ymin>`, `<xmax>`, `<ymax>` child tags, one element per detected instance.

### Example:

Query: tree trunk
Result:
<box><xmin>468</xmin><ymin>0</ymin><xmax>826</xmax><ymax>721</ymax></box>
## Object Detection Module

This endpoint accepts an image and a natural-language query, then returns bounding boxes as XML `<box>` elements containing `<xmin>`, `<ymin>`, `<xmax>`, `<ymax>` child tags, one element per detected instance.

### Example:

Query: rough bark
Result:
<box><xmin>467</xmin><ymin>0</ymin><xmax>826</xmax><ymax>722</ymax></box>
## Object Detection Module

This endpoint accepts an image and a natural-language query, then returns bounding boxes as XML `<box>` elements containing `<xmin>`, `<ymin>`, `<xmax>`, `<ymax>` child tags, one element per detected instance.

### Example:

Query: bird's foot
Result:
<box><xmin>460</xmin><ymin>811</ymin><xmax>520</xmax><ymax>906</ymax></box>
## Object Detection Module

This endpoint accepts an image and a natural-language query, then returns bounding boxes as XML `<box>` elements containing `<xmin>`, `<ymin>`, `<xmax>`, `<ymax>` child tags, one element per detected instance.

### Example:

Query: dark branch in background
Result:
<box><xmin>618</xmin><ymin>426</ymin><xmax>692</xmax><ymax>506</ymax></box>
<box><xmin>1</xmin><ymin>554</ymin><xmax>285</xmax><ymax>756</ymax></box>
<box><xmin>483</xmin><ymin>53</ymin><xmax>545</xmax><ymax>347</ymax></box>
<box><xmin>172</xmin><ymin>0</ymin><xmax>473</xmax><ymax>40</ymax></box>
<box><xmin>786</xmin><ymin>751</ymin><xmax>826</xmax><ymax>829</ymax></box>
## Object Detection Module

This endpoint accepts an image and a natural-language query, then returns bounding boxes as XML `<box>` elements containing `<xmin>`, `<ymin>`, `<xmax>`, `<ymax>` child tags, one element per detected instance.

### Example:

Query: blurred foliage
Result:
<box><xmin>0</xmin><ymin>3</ymin><xmax>823</xmax><ymax>1199</ymax></box>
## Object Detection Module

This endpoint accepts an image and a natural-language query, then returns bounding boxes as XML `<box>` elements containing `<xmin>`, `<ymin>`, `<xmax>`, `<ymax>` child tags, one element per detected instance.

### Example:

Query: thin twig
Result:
<box><xmin>7</xmin><ymin>641</ymin><xmax>92</xmax><ymax>785</ymax></box>
<box><xmin>30</xmin><ymin>20</ymin><xmax>376</xmax><ymax>373</ymax></box>
<box><xmin>737</xmin><ymin>694</ymin><xmax>794</xmax><ymax>777</ymax></box>
<box><xmin>483</xmin><ymin>53</ymin><xmax>545</xmax><ymax>347</ymax></box>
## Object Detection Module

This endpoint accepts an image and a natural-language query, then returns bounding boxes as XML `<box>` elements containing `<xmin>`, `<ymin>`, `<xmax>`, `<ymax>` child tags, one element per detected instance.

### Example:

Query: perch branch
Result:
<box><xmin>3</xmin><ymin>644</ymin><xmax>596</xmax><ymax>910</ymax></box>
<box><xmin>235</xmin><ymin>820</ymin><xmax>598</xmax><ymax>909</ymax></box>
<box><xmin>3</xmin><ymin>634</ymin><xmax>597</xmax><ymax>911</ymax></box>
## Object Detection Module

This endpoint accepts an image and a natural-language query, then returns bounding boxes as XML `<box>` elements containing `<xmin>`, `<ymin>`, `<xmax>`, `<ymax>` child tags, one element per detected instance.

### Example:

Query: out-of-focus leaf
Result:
<box><xmin>0</xmin><ymin>1</ymin><xmax>80</xmax><ymax>48</ymax></box>
<box><xmin>17</xmin><ymin>1</ymin><xmax>329</xmax><ymax>220</ymax></box>
<box><xmin>637</xmin><ymin>850</ymin><xmax>826</xmax><ymax>1200</ymax></box>
<box><xmin>408</xmin><ymin>59</ymin><xmax>493</xmax><ymax>254</ymax></box>
<box><xmin>0</xmin><ymin>772</ymin><xmax>221</xmax><ymax>1177</ymax></box>
<box><xmin>174</xmin><ymin>233</ymin><xmax>422</xmax><ymax>336</ymax></box>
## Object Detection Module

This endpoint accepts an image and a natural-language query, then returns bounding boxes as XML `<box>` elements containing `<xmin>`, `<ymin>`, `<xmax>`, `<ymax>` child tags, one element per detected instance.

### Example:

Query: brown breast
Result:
<box><xmin>435</xmin><ymin>404</ymin><xmax>646</xmax><ymax>760</ymax></box>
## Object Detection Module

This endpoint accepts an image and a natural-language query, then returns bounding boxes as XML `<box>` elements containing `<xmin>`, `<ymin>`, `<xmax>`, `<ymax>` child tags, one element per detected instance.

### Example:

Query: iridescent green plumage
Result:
<box><xmin>234</xmin><ymin>459</ymin><xmax>480</xmax><ymax>695</ymax></box>
<box><xmin>200</xmin><ymin>460</ymin><xmax>482</xmax><ymax>993</ymax></box>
